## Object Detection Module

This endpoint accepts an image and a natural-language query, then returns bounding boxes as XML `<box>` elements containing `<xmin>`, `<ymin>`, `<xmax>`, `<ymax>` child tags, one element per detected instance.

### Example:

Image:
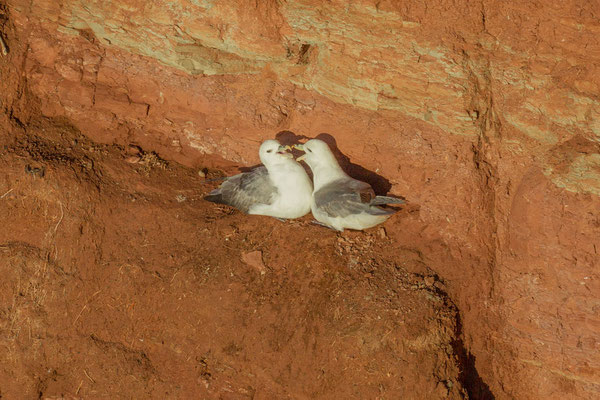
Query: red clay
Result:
<box><xmin>1</xmin><ymin>120</ymin><xmax>467</xmax><ymax>398</ymax></box>
<box><xmin>1</xmin><ymin>0</ymin><xmax>599</xmax><ymax>398</ymax></box>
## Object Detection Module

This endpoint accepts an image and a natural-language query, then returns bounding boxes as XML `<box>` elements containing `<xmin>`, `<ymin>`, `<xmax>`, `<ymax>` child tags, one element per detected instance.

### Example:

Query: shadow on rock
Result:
<box><xmin>275</xmin><ymin>130</ymin><xmax>311</xmax><ymax>147</ymax></box>
<box><xmin>313</xmin><ymin>133</ymin><xmax>392</xmax><ymax>195</ymax></box>
<box><xmin>282</xmin><ymin>132</ymin><xmax>394</xmax><ymax>196</ymax></box>
<box><xmin>452</xmin><ymin>313</ymin><xmax>496</xmax><ymax>400</ymax></box>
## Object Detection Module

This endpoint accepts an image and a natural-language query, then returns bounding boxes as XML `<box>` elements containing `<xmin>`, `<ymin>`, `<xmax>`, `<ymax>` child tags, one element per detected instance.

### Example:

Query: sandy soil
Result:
<box><xmin>2</xmin><ymin>0</ymin><xmax>600</xmax><ymax>397</ymax></box>
<box><xmin>0</xmin><ymin>117</ymin><xmax>482</xmax><ymax>399</ymax></box>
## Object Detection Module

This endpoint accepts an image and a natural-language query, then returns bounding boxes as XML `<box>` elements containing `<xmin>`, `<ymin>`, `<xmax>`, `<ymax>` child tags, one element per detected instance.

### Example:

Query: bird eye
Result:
<box><xmin>266</xmin><ymin>149</ymin><xmax>273</xmax><ymax>153</ymax></box>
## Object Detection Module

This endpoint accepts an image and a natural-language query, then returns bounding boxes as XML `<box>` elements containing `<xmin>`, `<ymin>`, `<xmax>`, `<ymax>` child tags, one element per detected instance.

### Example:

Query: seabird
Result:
<box><xmin>294</xmin><ymin>139</ymin><xmax>405</xmax><ymax>231</ymax></box>
<box><xmin>205</xmin><ymin>139</ymin><xmax>313</xmax><ymax>219</ymax></box>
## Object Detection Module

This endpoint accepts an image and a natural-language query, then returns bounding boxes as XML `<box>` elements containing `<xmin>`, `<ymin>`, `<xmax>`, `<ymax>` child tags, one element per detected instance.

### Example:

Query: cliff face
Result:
<box><xmin>2</xmin><ymin>0</ymin><xmax>599</xmax><ymax>398</ymax></box>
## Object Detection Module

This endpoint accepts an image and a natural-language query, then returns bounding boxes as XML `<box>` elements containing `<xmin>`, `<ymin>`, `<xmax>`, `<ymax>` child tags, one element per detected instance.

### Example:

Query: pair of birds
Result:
<box><xmin>205</xmin><ymin>139</ymin><xmax>405</xmax><ymax>231</ymax></box>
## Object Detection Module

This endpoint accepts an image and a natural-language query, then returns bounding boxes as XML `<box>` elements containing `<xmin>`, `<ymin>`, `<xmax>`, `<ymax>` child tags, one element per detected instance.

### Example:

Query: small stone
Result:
<box><xmin>82</xmin><ymin>158</ymin><xmax>93</xmax><ymax>170</ymax></box>
<box><xmin>377</xmin><ymin>227</ymin><xmax>387</xmax><ymax>239</ymax></box>
<box><xmin>242</xmin><ymin>250</ymin><xmax>266</xmax><ymax>275</ymax></box>
<box><xmin>24</xmin><ymin>165</ymin><xmax>45</xmax><ymax>178</ymax></box>
<box><xmin>424</xmin><ymin>276</ymin><xmax>435</xmax><ymax>287</ymax></box>
<box><xmin>436</xmin><ymin>382</ymin><xmax>448</xmax><ymax>397</ymax></box>
<box><xmin>221</xmin><ymin>226</ymin><xmax>237</xmax><ymax>239</ymax></box>
<box><xmin>0</xmin><ymin>36</ymin><xmax>9</xmax><ymax>56</ymax></box>
<box><xmin>198</xmin><ymin>169</ymin><xmax>206</xmax><ymax>178</ymax></box>
<box><xmin>127</xmin><ymin>144</ymin><xmax>142</xmax><ymax>155</ymax></box>
<box><xmin>126</xmin><ymin>156</ymin><xmax>141</xmax><ymax>164</ymax></box>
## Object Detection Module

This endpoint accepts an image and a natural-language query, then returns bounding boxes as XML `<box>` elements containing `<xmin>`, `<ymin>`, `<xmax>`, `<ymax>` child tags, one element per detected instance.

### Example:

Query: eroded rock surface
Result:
<box><xmin>1</xmin><ymin>0</ymin><xmax>599</xmax><ymax>398</ymax></box>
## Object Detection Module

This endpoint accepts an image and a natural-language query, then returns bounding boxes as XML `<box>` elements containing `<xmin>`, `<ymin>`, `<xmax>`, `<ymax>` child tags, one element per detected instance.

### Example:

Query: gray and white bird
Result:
<box><xmin>205</xmin><ymin>139</ymin><xmax>313</xmax><ymax>219</ymax></box>
<box><xmin>294</xmin><ymin>139</ymin><xmax>405</xmax><ymax>231</ymax></box>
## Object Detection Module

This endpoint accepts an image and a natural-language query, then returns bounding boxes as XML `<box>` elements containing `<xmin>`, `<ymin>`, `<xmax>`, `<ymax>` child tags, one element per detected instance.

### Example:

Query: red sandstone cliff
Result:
<box><xmin>0</xmin><ymin>0</ymin><xmax>599</xmax><ymax>398</ymax></box>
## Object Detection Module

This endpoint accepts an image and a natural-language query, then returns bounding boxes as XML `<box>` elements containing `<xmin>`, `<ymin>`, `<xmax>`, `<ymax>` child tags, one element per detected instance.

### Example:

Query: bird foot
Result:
<box><xmin>274</xmin><ymin>217</ymin><xmax>287</xmax><ymax>222</ymax></box>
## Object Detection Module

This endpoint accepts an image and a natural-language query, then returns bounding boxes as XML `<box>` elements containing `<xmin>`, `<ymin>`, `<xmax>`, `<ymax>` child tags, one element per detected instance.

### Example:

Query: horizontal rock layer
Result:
<box><xmin>2</xmin><ymin>0</ymin><xmax>600</xmax><ymax>398</ymax></box>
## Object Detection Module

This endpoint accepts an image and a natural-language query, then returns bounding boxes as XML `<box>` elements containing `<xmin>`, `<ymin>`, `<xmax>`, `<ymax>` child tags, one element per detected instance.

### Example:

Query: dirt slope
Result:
<box><xmin>0</xmin><ymin>118</ymin><xmax>474</xmax><ymax>399</ymax></box>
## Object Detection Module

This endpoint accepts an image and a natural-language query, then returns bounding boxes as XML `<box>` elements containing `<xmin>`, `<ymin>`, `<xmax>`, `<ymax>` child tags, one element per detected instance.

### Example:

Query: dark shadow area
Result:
<box><xmin>276</xmin><ymin>131</ymin><xmax>394</xmax><ymax>196</ymax></box>
<box><xmin>275</xmin><ymin>130</ymin><xmax>310</xmax><ymax>147</ymax></box>
<box><xmin>420</xmin><ymin>274</ymin><xmax>496</xmax><ymax>399</ymax></box>
<box><xmin>459</xmin><ymin>351</ymin><xmax>496</xmax><ymax>400</ymax></box>
<box><xmin>451</xmin><ymin>302</ymin><xmax>496</xmax><ymax>399</ymax></box>
<box><xmin>314</xmin><ymin>133</ymin><xmax>392</xmax><ymax>195</ymax></box>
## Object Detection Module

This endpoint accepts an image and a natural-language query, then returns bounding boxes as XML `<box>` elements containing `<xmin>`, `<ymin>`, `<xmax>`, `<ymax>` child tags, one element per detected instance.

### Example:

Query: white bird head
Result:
<box><xmin>293</xmin><ymin>139</ymin><xmax>339</xmax><ymax>170</ymax></box>
<box><xmin>258</xmin><ymin>139</ymin><xmax>293</xmax><ymax>167</ymax></box>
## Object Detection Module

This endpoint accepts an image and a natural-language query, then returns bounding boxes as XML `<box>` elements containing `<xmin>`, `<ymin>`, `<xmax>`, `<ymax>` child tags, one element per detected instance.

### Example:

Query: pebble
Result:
<box><xmin>125</xmin><ymin>156</ymin><xmax>141</xmax><ymax>164</ymax></box>
<box><xmin>242</xmin><ymin>250</ymin><xmax>266</xmax><ymax>275</ymax></box>
<box><xmin>127</xmin><ymin>144</ymin><xmax>142</xmax><ymax>155</ymax></box>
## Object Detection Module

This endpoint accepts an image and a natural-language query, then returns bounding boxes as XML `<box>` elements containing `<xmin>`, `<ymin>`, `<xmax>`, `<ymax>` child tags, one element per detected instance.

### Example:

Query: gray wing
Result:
<box><xmin>204</xmin><ymin>166</ymin><xmax>278</xmax><ymax>213</ymax></box>
<box><xmin>314</xmin><ymin>178</ymin><xmax>392</xmax><ymax>218</ymax></box>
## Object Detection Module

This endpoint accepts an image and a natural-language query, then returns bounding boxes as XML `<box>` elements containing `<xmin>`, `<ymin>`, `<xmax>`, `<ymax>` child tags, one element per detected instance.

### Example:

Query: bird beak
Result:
<box><xmin>292</xmin><ymin>144</ymin><xmax>307</xmax><ymax>161</ymax></box>
<box><xmin>277</xmin><ymin>145</ymin><xmax>293</xmax><ymax>158</ymax></box>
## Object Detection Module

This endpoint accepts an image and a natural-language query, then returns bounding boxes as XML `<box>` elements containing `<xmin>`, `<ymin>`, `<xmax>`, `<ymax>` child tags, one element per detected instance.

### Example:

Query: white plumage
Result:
<box><xmin>205</xmin><ymin>140</ymin><xmax>313</xmax><ymax>219</ymax></box>
<box><xmin>295</xmin><ymin>139</ymin><xmax>405</xmax><ymax>231</ymax></box>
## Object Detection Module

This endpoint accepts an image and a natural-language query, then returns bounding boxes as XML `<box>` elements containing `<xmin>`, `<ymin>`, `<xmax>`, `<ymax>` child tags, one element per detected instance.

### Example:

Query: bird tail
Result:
<box><xmin>371</xmin><ymin>196</ymin><xmax>406</xmax><ymax>206</ymax></box>
<box><xmin>204</xmin><ymin>188</ymin><xmax>225</xmax><ymax>204</ymax></box>
<box><xmin>367</xmin><ymin>206</ymin><xmax>396</xmax><ymax>216</ymax></box>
